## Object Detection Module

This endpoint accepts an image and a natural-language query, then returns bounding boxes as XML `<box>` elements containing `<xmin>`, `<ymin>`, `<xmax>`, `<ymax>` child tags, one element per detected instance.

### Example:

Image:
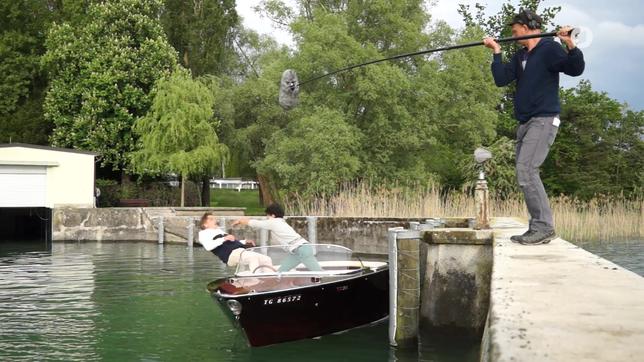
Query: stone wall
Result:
<box><xmin>53</xmin><ymin>207</ymin><xmax>164</xmax><ymax>242</ymax></box>
<box><xmin>52</xmin><ymin>207</ymin><xmax>431</xmax><ymax>254</ymax></box>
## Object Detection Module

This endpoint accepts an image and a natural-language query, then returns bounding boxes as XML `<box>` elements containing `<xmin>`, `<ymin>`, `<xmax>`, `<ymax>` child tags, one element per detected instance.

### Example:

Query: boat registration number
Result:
<box><xmin>263</xmin><ymin>294</ymin><xmax>302</xmax><ymax>305</ymax></box>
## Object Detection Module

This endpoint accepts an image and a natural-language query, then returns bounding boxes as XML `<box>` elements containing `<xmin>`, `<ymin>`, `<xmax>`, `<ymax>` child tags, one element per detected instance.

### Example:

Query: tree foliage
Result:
<box><xmin>258</xmin><ymin>108</ymin><xmax>361</xmax><ymax>197</ymax></box>
<box><xmin>43</xmin><ymin>0</ymin><xmax>178</xmax><ymax>169</ymax></box>
<box><xmin>235</xmin><ymin>1</ymin><xmax>502</xmax><ymax>197</ymax></box>
<box><xmin>0</xmin><ymin>0</ymin><xmax>57</xmax><ymax>144</ymax></box>
<box><xmin>543</xmin><ymin>81</ymin><xmax>644</xmax><ymax>199</ymax></box>
<box><xmin>131</xmin><ymin>70</ymin><xmax>228</xmax><ymax>205</ymax></box>
<box><xmin>457</xmin><ymin>0</ymin><xmax>561</xmax><ymax>139</ymax></box>
<box><xmin>1</xmin><ymin>0</ymin><xmax>640</xmax><ymax>205</ymax></box>
<box><xmin>161</xmin><ymin>0</ymin><xmax>239</xmax><ymax>76</ymax></box>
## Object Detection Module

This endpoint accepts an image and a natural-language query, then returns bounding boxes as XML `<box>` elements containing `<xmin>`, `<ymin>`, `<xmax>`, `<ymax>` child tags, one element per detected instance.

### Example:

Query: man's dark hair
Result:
<box><xmin>509</xmin><ymin>9</ymin><xmax>542</xmax><ymax>30</ymax></box>
<box><xmin>265</xmin><ymin>203</ymin><xmax>285</xmax><ymax>218</ymax></box>
<box><xmin>200</xmin><ymin>212</ymin><xmax>214</xmax><ymax>230</ymax></box>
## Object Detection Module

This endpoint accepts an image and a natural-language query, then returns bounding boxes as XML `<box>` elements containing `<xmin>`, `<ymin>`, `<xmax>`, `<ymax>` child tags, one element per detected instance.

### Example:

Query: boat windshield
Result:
<box><xmin>234</xmin><ymin>244</ymin><xmax>363</xmax><ymax>276</ymax></box>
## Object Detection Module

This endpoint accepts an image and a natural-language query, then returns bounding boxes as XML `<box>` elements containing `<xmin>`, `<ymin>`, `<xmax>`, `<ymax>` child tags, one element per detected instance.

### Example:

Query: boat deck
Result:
<box><xmin>214</xmin><ymin>261</ymin><xmax>387</xmax><ymax>296</ymax></box>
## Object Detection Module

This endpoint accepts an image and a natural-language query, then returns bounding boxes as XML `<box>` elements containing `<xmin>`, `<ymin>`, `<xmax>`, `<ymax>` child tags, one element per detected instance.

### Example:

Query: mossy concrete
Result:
<box><xmin>419</xmin><ymin>228</ymin><xmax>493</xmax><ymax>337</ymax></box>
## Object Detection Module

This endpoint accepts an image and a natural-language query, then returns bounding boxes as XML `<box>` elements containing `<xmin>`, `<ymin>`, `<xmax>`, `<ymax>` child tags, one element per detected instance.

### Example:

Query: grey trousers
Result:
<box><xmin>516</xmin><ymin>116</ymin><xmax>559</xmax><ymax>233</ymax></box>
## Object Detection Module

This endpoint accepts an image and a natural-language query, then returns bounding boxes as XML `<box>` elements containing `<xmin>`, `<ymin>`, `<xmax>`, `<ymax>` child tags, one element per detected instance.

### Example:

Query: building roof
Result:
<box><xmin>0</xmin><ymin>143</ymin><xmax>98</xmax><ymax>156</ymax></box>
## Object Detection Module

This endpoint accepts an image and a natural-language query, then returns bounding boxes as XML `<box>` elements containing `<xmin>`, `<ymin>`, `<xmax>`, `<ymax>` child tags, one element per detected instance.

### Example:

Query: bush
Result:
<box><xmin>95</xmin><ymin>179</ymin><xmax>119</xmax><ymax>207</ymax></box>
<box><xmin>96</xmin><ymin>179</ymin><xmax>201</xmax><ymax>207</ymax></box>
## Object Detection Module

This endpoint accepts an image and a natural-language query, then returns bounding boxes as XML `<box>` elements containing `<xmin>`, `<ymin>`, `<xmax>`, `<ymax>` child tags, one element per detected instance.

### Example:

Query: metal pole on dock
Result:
<box><xmin>389</xmin><ymin>227</ymin><xmax>421</xmax><ymax>347</ymax></box>
<box><xmin>259</xmin><ymin>228</ymin><xmax>268</xmax><ymax>247</ymax></box>
<box><xmin>388</xmin><ymin>221</ymin><xmax>439</xmax><ymax>348</ymax></box>
<box><xmin>388</xmin><ymin>227</ymin><xmax>401</xmax><ymax>347</ymax></box>
<box><xmin>306</xmin><ymin>216</ymin><xmax>318</xmax><ymax>254</ymax></box>
<box><xmin>474</xmin><ymin>174</ymin><xmax>490</xmax><ymax>230</ymax></box>
<box><xmin>306</xmin><ymin>216</ymin><xmax>317</xmax><ymax>244</ymax></box>
<box><xmin>157</xmin><ymin>217</ymin><xmax>164</xmax><ymax>244</ymax></box>
<box><xmin>187</xmin><ymin>219</ymin><xmax>194</xmax><ymax>247</ymax></box>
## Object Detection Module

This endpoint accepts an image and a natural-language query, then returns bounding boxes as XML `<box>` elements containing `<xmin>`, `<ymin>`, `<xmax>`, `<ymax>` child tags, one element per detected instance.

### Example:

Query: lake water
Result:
<box><xmin>0</xmin><ymin>241</ymin><xmax>478</xmax><ymax>362</ymax></box>
<box><xmin>573</xmin><ymin>239</ymin><xmax>644</xmax><ymax>276</ymax></box>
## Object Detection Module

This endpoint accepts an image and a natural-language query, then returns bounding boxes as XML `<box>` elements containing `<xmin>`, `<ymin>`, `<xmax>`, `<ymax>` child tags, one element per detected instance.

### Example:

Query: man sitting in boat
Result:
<box><xmin>232</xmin><ymin>203</ymin><xmax>322</xmax><ymax>272</ymax></box>
<box><xmin>198</xmin><ymin>213</ymin><xmax>273</xmax><ymax>272</ymax></box>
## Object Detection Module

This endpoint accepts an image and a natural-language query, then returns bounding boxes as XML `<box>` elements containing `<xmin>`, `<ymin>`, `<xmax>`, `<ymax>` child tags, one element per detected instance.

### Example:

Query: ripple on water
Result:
<box><xmin>0</xmin><ymin>241</ymin><xmax>479</xmax><ymax>362</ymax></box>
<box><xmin>574</xmin><ymin>239</ymin><xmax>644</xmax><ymax>276</ymax></box>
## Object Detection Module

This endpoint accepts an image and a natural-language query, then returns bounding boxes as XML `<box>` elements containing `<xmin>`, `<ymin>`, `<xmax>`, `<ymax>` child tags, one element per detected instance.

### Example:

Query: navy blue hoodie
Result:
<box><xmin>491</xmin><ymin>37</ymin><xmax>585</xmax><ymax>122</ymax></box>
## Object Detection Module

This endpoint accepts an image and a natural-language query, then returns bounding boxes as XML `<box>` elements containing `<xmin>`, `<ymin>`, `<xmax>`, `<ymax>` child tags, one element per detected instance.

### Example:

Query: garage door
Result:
<box><xmin>0</xmin><ymin>165</ymin><xmax>47</xmax><ymax>207</ymax></box>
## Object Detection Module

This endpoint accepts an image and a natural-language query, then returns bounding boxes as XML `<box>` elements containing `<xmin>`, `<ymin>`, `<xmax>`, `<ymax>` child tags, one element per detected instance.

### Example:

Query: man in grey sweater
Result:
<box><xmin>232</xmin><ymin>203</ymin><xmax>322</xmax><ymax>272</ymax></box>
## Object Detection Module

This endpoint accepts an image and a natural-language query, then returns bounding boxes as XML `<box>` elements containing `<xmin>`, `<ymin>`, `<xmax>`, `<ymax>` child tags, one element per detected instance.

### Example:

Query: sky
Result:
<box><xmin>236</xmin><ymin>1</ymin><xmax>644</xmax><ymax>111</ymax></box>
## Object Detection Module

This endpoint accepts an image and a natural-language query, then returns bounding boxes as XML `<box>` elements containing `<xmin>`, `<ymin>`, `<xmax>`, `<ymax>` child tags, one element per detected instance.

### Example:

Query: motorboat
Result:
<box><xmin>206</xmin><ymin>244</ymin><xmax>388</xmax><ymax>347</ymax></box>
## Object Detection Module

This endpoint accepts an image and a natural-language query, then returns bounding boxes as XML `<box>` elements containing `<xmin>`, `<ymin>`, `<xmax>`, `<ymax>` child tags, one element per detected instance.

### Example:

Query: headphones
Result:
<box><xmin>520</xmin><ymin>9</ymin><xmax>542</xmax><ymax>30</ymax></box>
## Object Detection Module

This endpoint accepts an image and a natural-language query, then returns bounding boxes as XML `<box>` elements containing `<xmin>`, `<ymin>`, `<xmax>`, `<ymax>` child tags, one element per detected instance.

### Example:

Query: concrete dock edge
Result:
<box><xmin>483</xmin><ymin>217</ymin><xmax>644</xmax><ymax>362</ymax></box>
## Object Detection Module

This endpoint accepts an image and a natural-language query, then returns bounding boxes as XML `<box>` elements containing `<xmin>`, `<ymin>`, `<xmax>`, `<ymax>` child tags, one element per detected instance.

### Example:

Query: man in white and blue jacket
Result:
<box><xmin>483</xmin><ymin>9</ymin><xmax>585</xmax><ymax>245</ymax></box>
<box><xmin>199</xmin><ymin>212</ymin><xmax>273</xmax><ymax>272</ymax></box>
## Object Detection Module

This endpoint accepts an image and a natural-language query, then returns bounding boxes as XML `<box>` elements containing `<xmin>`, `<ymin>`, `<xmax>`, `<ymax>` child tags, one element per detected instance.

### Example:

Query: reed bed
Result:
<box><xmin>286</xmin><ymin>184</ymin><xmax>643</xmax><ymax>242</ymax></box>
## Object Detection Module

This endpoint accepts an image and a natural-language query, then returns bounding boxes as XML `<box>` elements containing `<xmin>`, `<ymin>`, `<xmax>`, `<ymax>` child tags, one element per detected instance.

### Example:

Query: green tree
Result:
<box><xmin>161</xmin><ymin>0</ymin><xmax>239</xmax><ymax>76</ymax></box>
<box><xmin>0</xmin><ymin>0</ymin><xmax>57</xmax><ymax>144</ymax></box>
<box><xmin>131</xmin><ymin>70</ymin><xmax>228</xmax><ymax>206</ymax></box>
<box><xmin>200</xmin><ymin>30</ymin><xmax>295</xmax><ymax>205</ymax></box>
<box><xmin>420</xmin><ymin>26</ymin><xmax>502</xmax><ymax>189</ymax></box>
<box><xmin>42</xmin><ymin>0</ymin><xmax>178</xmax><ymax>173</ymax></box>
<box><xmin>160</xmin><ymin>0</ymin><xmax>240</xmax><ymax>205</ymax></box>
<box><xmin>543</xmin><ymin>81</ymin><xmax>644</xmax><ymax>199</ymax></box>
<box><xmin>257</xmin><ymin>108</ymin><xmax>362</xmax><ymax>198</ymax></box>
<box><xmin>220</xmin><ymin>1</ymin><xmax>505</xmax><ymax>201</ymax></box>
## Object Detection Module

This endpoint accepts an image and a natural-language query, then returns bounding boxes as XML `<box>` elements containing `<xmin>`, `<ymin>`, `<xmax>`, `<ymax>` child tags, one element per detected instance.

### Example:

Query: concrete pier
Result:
<box><xmin>388</xmin><ymin>220</ymin><xmax>494</xmax><ymax>346</ymax></box>
<box><xmin>482</xmin><ymin>217</ymin><xmax>644</xmax><ymax>362</ymax></box>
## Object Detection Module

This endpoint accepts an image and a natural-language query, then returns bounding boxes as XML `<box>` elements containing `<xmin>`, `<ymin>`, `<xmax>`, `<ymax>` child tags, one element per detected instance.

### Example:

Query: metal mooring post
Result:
<box><xmin>474</xmin><ymin>172</ymin><xmax>490</xmax><ymax>229</ymax></box>
<box><xmin>306</xmin><ymin>216</ymin><xmax>318</xmax><ymax>254</ymax></box>
<box><xmin>157</xmin><ymin>217</ymin><xmax>164</xmax><ymax>244</ymax></box>
<box><xmin>187</xmin><ymin>219</ymin><xmax>194</xmax><ymax>247</ymax></box>
<box><xmin>259</xmin><ymin>228</ymin><xmax>268</xmax><ymax>247</ymax></box>
<box><xmin>306</xmin><ymin>216</ymin><xmax>317</xmax><ymax>244</ymax></box>
<box><xmin>388</xmin><ymin>227</ymin><xmax>421</xmax><ymax>348</ymax></box>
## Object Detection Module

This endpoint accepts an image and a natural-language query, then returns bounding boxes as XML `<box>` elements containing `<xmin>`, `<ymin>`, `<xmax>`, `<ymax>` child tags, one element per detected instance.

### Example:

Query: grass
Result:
<box><xmin>210</xmin><ymin>189</ymin><xmax>264</xmax><ymax>215</ymax></box>
<box><xmin>284</xmin><ymin>183</ymin><xmax>643</xmax><ymax>242</ymax></box>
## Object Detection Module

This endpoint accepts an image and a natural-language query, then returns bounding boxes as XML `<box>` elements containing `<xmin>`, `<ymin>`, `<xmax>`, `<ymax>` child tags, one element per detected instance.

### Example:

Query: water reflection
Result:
<box><xmin>0</xmin><ymin>242</ymin><xmax>98</xmax><ymax>361</ymax></box>
<box><xmin>0</xmin><ymin>241</ymin><xmax>478</xmax><ymax>362</ymax></box>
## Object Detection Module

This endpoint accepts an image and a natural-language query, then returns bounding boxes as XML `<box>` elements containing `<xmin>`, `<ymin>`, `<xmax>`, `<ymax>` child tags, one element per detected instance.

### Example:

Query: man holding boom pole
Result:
<box><xmin>483</xmin><ymin>9</ymin><xmax>585</xmax><ymax>245</ymax></box>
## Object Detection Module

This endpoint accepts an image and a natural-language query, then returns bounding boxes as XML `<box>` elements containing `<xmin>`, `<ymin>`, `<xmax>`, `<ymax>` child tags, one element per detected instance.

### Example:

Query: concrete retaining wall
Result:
<box><xmin>52</xmin><ymin>207</ymin><xmax>431</xmax><ymax>254</ymax></box>
<box><xmin>288</xmin><ymin>217</ymin><xmax>425</xmax><ymax>254</ymax></box>
<box><xmin>420</xmin><ymin>240</ymin><xmax>492</xmax><ymax>337</ymax></box>
<box><xmin>53</xmin><ymin>207</ymin><xmax>169</xmax><ymax>242</ymax></box>
<box><xmin>53</xmin><ymin>207</ymin><xmax>245</xmax><ymax>244</ymax></box>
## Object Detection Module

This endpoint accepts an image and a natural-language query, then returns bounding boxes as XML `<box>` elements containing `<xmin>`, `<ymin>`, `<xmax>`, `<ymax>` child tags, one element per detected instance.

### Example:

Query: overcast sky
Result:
<box><xmin>236</xmin><ymin>1</ymin><xmax>644</xmax><ymax>111</ymax></box>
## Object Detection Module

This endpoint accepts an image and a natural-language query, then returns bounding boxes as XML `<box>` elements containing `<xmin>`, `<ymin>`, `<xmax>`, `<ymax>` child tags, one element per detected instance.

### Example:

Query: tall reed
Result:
<box><xmin>286</xmin><ymin>184</ymin><xmax>643</xmax><ymax>242</ymax></box>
